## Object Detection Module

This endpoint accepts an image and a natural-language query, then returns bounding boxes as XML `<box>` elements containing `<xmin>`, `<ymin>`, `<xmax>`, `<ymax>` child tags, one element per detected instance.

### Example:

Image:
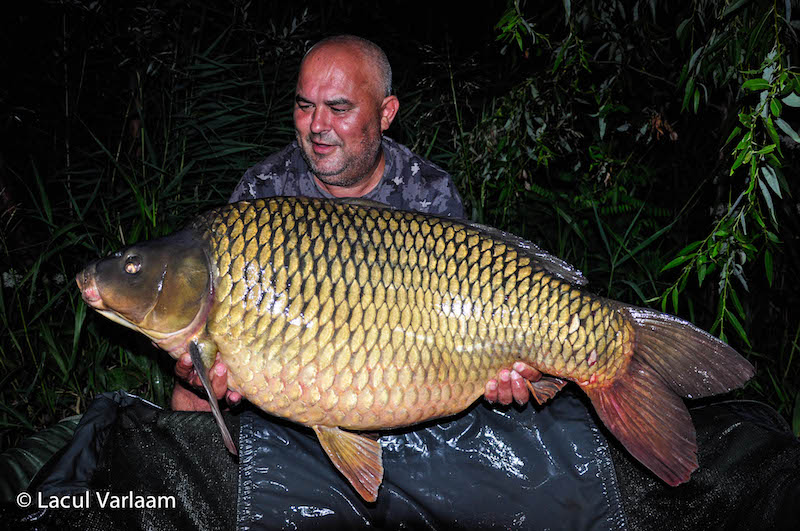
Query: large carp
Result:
<box><xmin>76</xmin><ymin>197</ymin><xmax>753</xmax><ymax>501</ymax></box>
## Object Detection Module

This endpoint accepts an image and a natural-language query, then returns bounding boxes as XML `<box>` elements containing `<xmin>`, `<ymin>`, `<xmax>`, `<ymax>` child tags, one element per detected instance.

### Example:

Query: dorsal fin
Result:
<box><xmin>461</xmin><ymin>220</ymin><xmax>588</xmax><ymax>286</ymax></box>
<box><xmin>334</xmin><ymin>197</ymin><xmax>588</xmax><ymax>287</ymax></box>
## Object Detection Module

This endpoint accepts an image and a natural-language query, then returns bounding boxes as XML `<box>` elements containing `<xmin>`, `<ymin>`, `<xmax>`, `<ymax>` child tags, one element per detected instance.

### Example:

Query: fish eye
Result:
<box><xmin>124</xmin><ymin>255</ymin><xmax>142</xmax><ymax>274</ymax></box>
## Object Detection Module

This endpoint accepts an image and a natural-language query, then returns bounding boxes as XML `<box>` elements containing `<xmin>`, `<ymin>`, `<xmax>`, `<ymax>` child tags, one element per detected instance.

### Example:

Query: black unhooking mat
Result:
<box><xmin>4</xmin><ymin>391</ymin><xmax>240</xmax><ymax>530</ymax></box>
<box><xmin>1</xmin><ymin>390</ymin><xmax>798</xmax><ymax>530</ymax></box>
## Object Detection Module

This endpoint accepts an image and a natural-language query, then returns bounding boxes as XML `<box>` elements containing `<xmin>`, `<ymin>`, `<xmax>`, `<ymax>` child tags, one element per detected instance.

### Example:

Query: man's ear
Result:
<box><xmin>379</xmin><ymin>95</ymin><xmax>399</xmax><ymax>131</ymax></box>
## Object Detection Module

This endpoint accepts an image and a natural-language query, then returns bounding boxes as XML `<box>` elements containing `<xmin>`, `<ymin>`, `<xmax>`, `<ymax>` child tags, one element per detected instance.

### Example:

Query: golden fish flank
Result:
<box><xmin>77</xmin><ymin>196</ymin><xmax>754</xmax><ymax>502</ymax></box>
<box><xmin>201</xmin><ymin>200</ymin><xmax>590</xmax><ymax>429</ymax></box>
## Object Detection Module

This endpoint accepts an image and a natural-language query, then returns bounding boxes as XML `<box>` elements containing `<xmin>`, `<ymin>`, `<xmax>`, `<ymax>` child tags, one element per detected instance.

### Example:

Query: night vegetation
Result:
<box><xmin>1</xmin><ymin>0</ymin><xmax>799</xmax><ymax>457</ymax></box>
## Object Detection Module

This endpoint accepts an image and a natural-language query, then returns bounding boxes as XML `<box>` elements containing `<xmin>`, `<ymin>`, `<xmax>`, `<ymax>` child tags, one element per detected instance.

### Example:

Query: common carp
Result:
<box><xmin>76</xmin><ymin>197</ymin><xmax>754</xmax><ymax>501</ymax></box>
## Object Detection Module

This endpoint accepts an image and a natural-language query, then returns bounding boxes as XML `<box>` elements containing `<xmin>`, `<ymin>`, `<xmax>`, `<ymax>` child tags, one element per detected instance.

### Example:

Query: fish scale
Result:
<box><xmin>195</xmin><ymin>198</ymin><xmax>621</xmax><ymax>429</ymax></box>
<box><xmin>78</xmin><ymin>195</ymin><xmax>753</xmax><ymax>501</ymax></box>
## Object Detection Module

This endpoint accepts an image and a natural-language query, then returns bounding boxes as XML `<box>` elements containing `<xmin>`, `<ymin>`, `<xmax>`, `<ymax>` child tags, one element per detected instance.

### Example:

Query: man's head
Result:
<box><xmin>294</xmin><ymin>35</ymin><xmax>399</xmax><ymax>193</ymax></box>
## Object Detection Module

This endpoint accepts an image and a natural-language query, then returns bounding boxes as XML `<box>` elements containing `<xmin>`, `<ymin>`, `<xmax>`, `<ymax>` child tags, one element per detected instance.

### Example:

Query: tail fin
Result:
<box><xmin>584</xmin><ymin>305</ymin><xmax>754</xmax><ymax>486</ymax></box>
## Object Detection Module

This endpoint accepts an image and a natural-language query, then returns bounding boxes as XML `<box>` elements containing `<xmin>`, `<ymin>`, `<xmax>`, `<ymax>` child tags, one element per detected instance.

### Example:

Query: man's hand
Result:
<box><xmin>170</xmin><ymin>353</ymin><xmax>243</xmax><ymax>411</ymax></box>
<box><xmin>484</xmin><ymin>362</ymin><xmax>542</xmax><ymax>405</ymax></box>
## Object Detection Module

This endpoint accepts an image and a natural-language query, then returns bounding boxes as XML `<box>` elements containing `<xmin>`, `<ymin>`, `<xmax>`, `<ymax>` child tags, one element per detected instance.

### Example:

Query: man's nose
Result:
<box><xmin>310</xmin><ymin>108</ymin><xmax>330</xmax><ymax>134</ymax></box>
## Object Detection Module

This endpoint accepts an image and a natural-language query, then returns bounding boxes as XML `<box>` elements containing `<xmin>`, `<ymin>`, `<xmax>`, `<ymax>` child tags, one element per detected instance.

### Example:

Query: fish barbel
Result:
<box><xmin>76</xmin><ymin>197</ymin><xmax>753</xmax><ymax>501</ymax></box>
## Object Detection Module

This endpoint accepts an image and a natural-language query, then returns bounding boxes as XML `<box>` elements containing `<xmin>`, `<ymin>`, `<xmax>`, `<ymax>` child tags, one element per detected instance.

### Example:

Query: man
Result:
<box><xmin>171</xmin><ymin>35</ymin><xmax>536</xmax><ymax>411</ymax></box>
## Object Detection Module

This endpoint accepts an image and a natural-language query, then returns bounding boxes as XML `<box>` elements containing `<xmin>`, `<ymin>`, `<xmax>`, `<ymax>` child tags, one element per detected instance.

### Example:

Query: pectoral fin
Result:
<box><xmin>188</xmin><ymin>341</ymin><xmax>238</xmax><ymax>456</ymax></box>
<box><xmin>525</xmin><ymin>376</ymin><xmax>568</xmax><ymax>405</ymax></box>
<box><xmin>313</xmin><ymin>425</ymin><xmax>383</xmax><ymax>502</ymax></box>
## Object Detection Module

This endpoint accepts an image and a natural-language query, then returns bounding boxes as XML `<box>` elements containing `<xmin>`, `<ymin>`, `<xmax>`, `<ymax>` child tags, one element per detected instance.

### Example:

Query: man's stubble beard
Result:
<box><xmin>299</xmin><ymin>129</ymin><xmax>383</xmax><ymax>188</ymax></box>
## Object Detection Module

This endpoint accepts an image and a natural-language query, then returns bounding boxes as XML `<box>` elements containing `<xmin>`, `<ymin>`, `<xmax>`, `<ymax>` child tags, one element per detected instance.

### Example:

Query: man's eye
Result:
<box><xmin>297</xmin><ymin>102</ymin><xmax>312</xmax><ymax>110</ymax></box>
<box><xmin>330</xmin><ymin>107</ymin><xmax>347</xmax><ymax>113</ymax></box>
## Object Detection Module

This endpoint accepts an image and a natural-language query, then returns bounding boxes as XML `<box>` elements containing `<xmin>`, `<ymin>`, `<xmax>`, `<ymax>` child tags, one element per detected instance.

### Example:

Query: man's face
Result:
<box><xmin>293</xmin><ymin>45</ymin><xmax>391</xmax><ymax>188</ymax></box>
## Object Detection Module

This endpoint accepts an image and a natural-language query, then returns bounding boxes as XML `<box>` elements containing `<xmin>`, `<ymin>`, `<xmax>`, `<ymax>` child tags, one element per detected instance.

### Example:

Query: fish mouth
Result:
<box><xmin>76</xmin><ymin>267</ymin><xmax>106</xmax><ymax>309</ymax></box>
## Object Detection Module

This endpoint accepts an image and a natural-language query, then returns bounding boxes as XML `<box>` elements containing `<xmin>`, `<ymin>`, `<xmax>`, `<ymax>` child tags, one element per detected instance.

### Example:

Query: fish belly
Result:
<box><xmin>220</xmin><ymin>339</ymin><xmax>510</xmax><ymax>429</ymax></box>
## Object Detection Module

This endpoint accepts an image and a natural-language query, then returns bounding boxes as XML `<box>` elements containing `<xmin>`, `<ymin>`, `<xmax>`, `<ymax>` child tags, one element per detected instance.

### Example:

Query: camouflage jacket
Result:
<box><xmin>230</xmin><ymin>137</ymin><xmax>465</xmax><ymax>218</ymax></box>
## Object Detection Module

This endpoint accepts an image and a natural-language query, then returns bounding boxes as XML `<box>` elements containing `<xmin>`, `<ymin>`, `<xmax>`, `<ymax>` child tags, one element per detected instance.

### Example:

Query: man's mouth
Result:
<box><xmin>311</xmin><ymin>139</ymin><xmax>338</xmax><ymax>155</ymax></box>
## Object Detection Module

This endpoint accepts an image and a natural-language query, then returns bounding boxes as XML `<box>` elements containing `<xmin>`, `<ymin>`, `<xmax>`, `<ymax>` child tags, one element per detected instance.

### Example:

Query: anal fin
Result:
<box><xmin>313</xmin><ymin>425</ymin><xmax>383</xmax><ymax>502</ymax></box>
<box><xmin>525</xmin><ymin>376</ymin><xmax>567</xmax><ymax>405</ymax></box>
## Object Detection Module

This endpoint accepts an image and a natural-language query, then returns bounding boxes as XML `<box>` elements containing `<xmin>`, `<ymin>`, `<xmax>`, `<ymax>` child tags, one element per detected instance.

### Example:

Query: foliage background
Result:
<box><xmin>1</xmin><ymin>0</ymin><xmax>799</xmax><ymax>451</ymax></box>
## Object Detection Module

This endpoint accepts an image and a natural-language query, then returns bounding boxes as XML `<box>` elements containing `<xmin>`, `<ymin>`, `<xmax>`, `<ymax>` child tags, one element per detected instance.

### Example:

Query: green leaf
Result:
<box><xmin>724</xmin><ymin>309</ymin><xmax>751</xmax><ymax>347</ymax></box>
<box><xmin>738</xmin><ymin>111</ymin><xmax>751</xmax><ymax>126</ymax></box>
<box><xmin>782</xmin><ymin>93</ymin><xmax>800</xmax><ymax>107</ymax></box>
<box><xmin>735</xmin><ymin>130</ymin><xmax>752</xmax><ymax>150</ymax></box>
<box><xmin>729</xmin><ymin>287</ymin><xmax>746</xmax><ymax>320</ymax></box>
<box><xmin>764</xmin><ymin>249</ymin><xmax>773</xmax><ymax>286</ymax></box>
<box><xmin>776</xmin><ymin>118</ymin><xmax>800</xmax><ymax>143</ymax></box>
<box><xmin>661</xmin><ymin>254</ymin><xmax>694</xmax><ymax>272</ymax></box>
<box><xmin>671</xmin><ymin>286</ymin><xmax>679</xmax><ymax>314</ymax></box>
<box><xmin>765</xmin><ymin>116</ymin><xmax>781</xmax><ymax>151</ymax></box>
<box><xmin>677</xmin><ymin>62</ymin><xmax>689</xmax><ymax>88</ymax></box>
<box><xmin>697</xmin><ymin>262</ymin><xmax>708</xmax><ymax>286</ymax></box>
<box><xmin>742</xmin><ymin>78</ymin><xmax>770</xmax><ymax>91</ymax></box>
<box><xmin>761</xmin><ymin>165</ymin><xmax>782</xmax><ymax>198</ymax></box>
<box><xmin>793</xmin><ymin>392</ymin><xmax>800</xmax><ymax>438</ymax></box>
<box><xmin>693</xmin><ymin>87</ymin><xmax>700</xmax><ymax>113</ymax></box>
<box><xmin>678</xmin><ymin>240</ymin><xmax>703</xmax><ymax>255</ymax></box>
<box><xmin>754</xmin><ymin>144</ymin><xmax>776</xmax><ymax>155</ymax></box>
<box><xmin>724</xmin><ymin>126</ymin><xmax>742</xmax><ymax>146</ymax></box>
<box><xmin>730</xmin><ymin>146</ymin><xmax>749</xmax><ymax>173</ymax></box>
<box><xmin>682</xmin><ymin>78</ymin><xmax>695</xmax><ymax>111</ymax></box>
<box><xmin>770</xmin><ymin>98</ymin><xmax>782</xmax><ymax>117</ymax></box>
<box><xmin>758</xmin><ymin>178</ymin><xmax>776</xmax><ymax>221</ymax></box>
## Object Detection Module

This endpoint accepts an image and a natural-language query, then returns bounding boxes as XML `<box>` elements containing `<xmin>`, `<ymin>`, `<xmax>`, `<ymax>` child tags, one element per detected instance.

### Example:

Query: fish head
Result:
<box><xmin>76</xmin><ymin>230</ymin><xmax>213</xmax><ymax>353</ymax></box>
